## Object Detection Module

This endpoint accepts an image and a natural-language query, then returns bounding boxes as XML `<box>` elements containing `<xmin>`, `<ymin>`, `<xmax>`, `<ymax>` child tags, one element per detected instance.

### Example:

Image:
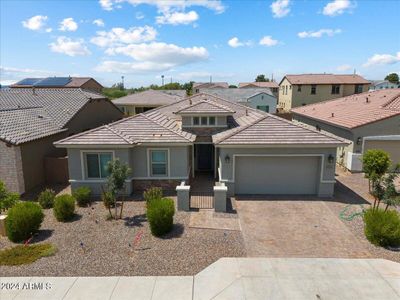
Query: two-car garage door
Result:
<box><xmin>235</xmin><ymin>156</ymin><xmax>320</xmax><ymax>195</ymax></box>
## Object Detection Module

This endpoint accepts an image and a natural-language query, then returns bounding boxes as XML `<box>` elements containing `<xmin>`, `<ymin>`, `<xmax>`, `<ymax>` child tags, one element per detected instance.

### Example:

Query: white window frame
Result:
<box><xmin>80</xmin><ymin>150</ymin><xmax>115</xmax><ymax>180</ymax></box>
<box><xmin>189</xmin><ymin>116</ymin><xmax>224</xmax><ymax>127</ymax></box>
<box><xmin>147</xmin><ymin>148</ymin><xmax>170</xmax><ymax>177</ymax></box>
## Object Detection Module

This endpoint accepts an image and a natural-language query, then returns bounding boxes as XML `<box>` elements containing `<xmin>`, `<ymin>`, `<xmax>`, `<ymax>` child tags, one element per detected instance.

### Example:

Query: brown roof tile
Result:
<box><xmin>238</xmin><ymin>82</ymin><xmax>279</xmax><ymax>88</ymax></box>
<box><xmin>282</xmin><ymin>74</ymin><xmax>370</xmax><ymax>85</ymax></box>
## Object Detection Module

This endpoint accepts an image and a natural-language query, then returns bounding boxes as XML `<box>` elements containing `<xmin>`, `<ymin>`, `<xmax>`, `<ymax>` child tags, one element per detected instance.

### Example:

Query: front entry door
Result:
<box><xmin>197</xmin><ymin>144</ymin><xmax>213</xmax><ymax>170</ymax></box>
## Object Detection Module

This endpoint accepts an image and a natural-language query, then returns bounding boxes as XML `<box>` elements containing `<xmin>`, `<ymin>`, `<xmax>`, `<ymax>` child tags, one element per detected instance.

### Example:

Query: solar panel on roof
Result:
<box><xmin>16</xmin><ymin>78</ymin><xmax>43</xmax><ymax>86</ymax></box>
<box><xmin>34</xmin><ymin>77</ymin><xmax>72</xmax><ymax>87</ymax></box>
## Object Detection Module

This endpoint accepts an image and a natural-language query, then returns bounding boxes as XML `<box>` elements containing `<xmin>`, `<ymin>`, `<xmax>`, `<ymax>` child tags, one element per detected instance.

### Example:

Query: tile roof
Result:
<box><xmin>193</xmin><ymin>82</ymin><xmax>229</xmax><ymax>89</ymax></box>
<box><xmin>0</xmin><ymin>88</ymin><xmax>108</xmax><ymax>145</ymax></box>
<box><xmin>11</xmin><ymin>77</ymin><xmax>103</xmax><ymax>88</ymax></box>
<box><xmin>112</xmin><ymin>89</ymin><xmax>182</xmax><ymax>106</ymax></box>
<box><xmin>238</xmin><ymin>82</ymin><xmax>279</xmax><ymax>88</ymax></box>
<box><xmin>174</xmin><ymin>100</ymin><xmax>235</xmax><ymax>114</ymax></box>
<box><xmin>291</xmin><ymin>89</ymin><xmax>400</xmax><ymax>129</ymax></box>
<box><xmin>282</xmin><ymin>74</ymin><xmax>370</xmax><ymax>85</ymax></box>
<box><xmin>56</xmin><ymin>92</ymin><xmax>346</xmax><ymax>147</ymax></box>
<box><xmin>200</xmin><ymin>88</ymin><xmax>275</xmax><ymax>103</ymax></box>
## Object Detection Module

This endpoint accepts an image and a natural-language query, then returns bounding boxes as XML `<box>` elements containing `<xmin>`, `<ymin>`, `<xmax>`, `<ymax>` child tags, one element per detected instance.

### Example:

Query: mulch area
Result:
<box><xmin>0</xmin><ymin>200</ymin><xmax>246</xmax><ymax>276</ymax></box>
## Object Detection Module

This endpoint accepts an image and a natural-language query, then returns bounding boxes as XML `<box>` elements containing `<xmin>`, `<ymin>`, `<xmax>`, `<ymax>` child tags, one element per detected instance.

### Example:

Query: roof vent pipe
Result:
<box><xmin>246</xmin><ymin>109</ymin><xmax>248</xmax><ymax>116</ymax></box>
<box><xmin>366</xmin><ymin>97</ymin><xmax>369</xmax><ymax>103</ymax></box>
<box><xmin>331</xmin><ymin>113</ymin><xmax>334</xmax><ymax>117</ymax></box>
<box><xmin>32</xmin><ymin>87</ymin><xmax>37</xmax><ymax>96</ymax></box>
<box><xmin>189</xmin><ymin>99</ymin><xmax>192</xmax><ymax>105</ymax></box>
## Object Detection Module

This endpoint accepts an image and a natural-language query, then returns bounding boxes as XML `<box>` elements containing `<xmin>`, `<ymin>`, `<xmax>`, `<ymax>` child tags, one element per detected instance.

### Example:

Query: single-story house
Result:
<box><xmin>292</xmin><ymin>89</ymin><xmax>400</xmax><ymax>171</ymax></box>
<box><xmin>10</xmin><ymin>77</ymin><xmax>104</xmax><ymax>93</ymax></box>
<box><xmin>113</xmin><ymin>90</ymin><xmax>182</xmax><ymax>115</ymax></box>
<box><xmin>0</xmin><ymin>88</ymin><xmax>123</xmax><ymax>194</ymax></box>
<box><xmin>193</xmin><ymin>82</ymin><xmax>229</xmax><ymax>93</ymax></box>
<box><xmin>238</xmin><ymin>82</ymin><xmax>279</xmax><ymax>96</ymax></box>
<box><xmin>55</xmin><ymin>93</ymin><xmax>346</xmax><ymax>198</ymax></box>
<box><xmin>369</xmin><ymin>80</ymin><xmax>400</xmax><ymax>91</ymax></box>
<box><xmin>199</xmin><ymin>88</ymin><xmax>277</xmax><ymax>113</ymax></box>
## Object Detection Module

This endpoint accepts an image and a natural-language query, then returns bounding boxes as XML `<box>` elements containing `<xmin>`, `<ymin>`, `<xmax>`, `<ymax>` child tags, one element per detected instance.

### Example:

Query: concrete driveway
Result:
<box><xmin>236</xmin><ymin>197</ymin><xmax>371</xmax><ymax>258</ymax></box>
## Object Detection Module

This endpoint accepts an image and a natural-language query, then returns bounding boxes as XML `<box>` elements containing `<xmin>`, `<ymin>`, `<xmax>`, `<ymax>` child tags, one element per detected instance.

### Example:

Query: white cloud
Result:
<box><xmin>323</xmin><ymin>0</ymin><xmax>354</xmax><ymax>16</ymax></box>
<box><xmin>91</xmin><ymin>26</ymin><xmax>157</xmax><ymax>47</ymax></box>
<box><xmin>45</xmin><ymin>28</ymin><xmax>53</xmax><ymax>33</ymax></box>
<box><xmin>298</xmin><ymin>29</ymin><xmax>342</xmax><ymax>38</ymax></box>
<box><xmin>363</xmin><ymin>52</ymin><xmax>400</xmax><ymax>67</ymax></box>
<box><xmin>336</xmin><ymin>64</ymin><xmax>352</xmax><ymax>71</ymax></box>
<box><xmin>259</xmin><ymin>36</ymin><xmax>278</xmax><ymax>47</ymax></box>
<box><xmin>99</xmin><ymin>0</ymin><xmax>225</xmax><ymax>14</ymax></box>
<box><xmin>136</xmin><ymin>12</ymin><xmax>145</xmax><ymax>19</ymax></box>
<box><xmin>22</xmin><ymin>15</ymin><xmax>48</xmax><ymax>31</ymax></box>
<box><xmin>49</xmin><ymin>37</ymin><xmax>91</xmax><ymax>56</ymax></box>
<box><xmin>95</xmin><ymin>42</ymin><xmax>209</xmax><ymax>73</ymax></box>
<box><xmin>156</xmin><ymin>10</ymin><xmax>198</xmax><ymax>25</ymax></box>
<box><xmin>93</xmin><ymin>19</ymin><xmax>105</xmax><ymax>27</ymax></box>
<box><xmin>59</xmin><ymin>18</ymin><xmax>78</xmax><ymax>31</ymax></box>
<box><xmin>227</xmin><ymin>37</ymin><xmax>252</xmax><ymax>48</ymax></box>
<box><xmin>270</xmin><ymin>0</ymin><xmax>290</xmax><ymax>18</ymax></box>
<box><xmin>0</xmin><ymin>66</ymin><xmax>57</xmax><ymax>85</ymax></box>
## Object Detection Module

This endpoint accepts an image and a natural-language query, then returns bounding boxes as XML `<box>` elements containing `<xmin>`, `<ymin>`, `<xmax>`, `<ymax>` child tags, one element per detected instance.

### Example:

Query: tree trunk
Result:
<box><xmin>385</xmin><ymin>204</ymin><xmax>389</xmax><ymax>212</ymax></box>
<box><xmin>119</xmin><ymin>196</ymin><xmax>124</xmax><ymax>219</ymax></box>
<box><xmin>114</xmin><ymin>197</ymin><xmax>118</xmax><ymax>220</ymax></box>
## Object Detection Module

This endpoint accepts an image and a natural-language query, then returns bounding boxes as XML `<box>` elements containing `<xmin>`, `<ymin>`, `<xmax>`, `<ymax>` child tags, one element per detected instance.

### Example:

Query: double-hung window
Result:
<box><xmin>85</xmin><ymin>152</ymin><xmax>112</xmax><ymax>179</ymax></box>
<box><xmin>150</xmin><ymin>150</ymin><xmax>168</xmax><ymax>176</ymax></box>
<box><xmin>331</xmin><ymin>85</ymin><xmax>340</xmax><ymax>94</ymax></box>
<box><xmin>311</xmin><ymin>85</ymin><xmax>317</xmax><ymax>95</ymax></box>
<box><xmin>257</xmin><ymin>105</ymin><xmax>269</xmax><ymax>112</ymax></box>
<box><xmin>354</xmin><ymin>84</ymin><xmax>363</xmax><ymax>94</ymax></box>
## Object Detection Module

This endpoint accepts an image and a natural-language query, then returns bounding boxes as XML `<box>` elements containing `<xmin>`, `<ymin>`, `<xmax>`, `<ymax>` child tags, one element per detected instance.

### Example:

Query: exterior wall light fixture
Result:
<box><xmin>328</xmin><ymin>154</ymin><xmax>335</xmax><ymax>164</ymax></box>
<box><xmin>225</xmin><ymin>155</ymin><xmax>230</xmax><ymax>164</ymax></box>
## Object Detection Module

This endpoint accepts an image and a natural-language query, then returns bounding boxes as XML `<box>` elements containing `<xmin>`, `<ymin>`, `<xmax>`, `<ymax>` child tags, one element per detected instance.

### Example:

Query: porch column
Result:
<box><xmin>176</xmin><ymin>182</ymin><xmax>190</xmax><ymax>211</ymax></box>
<box><xmin>214</xmin><ymin>183</ymin><xmax>228</xmax><ymax>212</ymax></box>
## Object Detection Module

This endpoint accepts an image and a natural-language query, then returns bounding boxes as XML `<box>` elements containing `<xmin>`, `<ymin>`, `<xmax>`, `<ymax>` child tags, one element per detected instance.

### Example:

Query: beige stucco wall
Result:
<box><xmin>279</xmin><ymin>78</ymin><xmax>369</xmax><ymax>111</ymax></box>
<box><xmin>364</xmin><ymin>140</ymin><xmax>400</xmax><ymax>168</ymax></box>
<box><xmin>81</xmin><ymin>79</ymin><xmax>103</xmax><ymax>93</ymax></box>
<box><xmin>0</xmin><ymin>141</ymin><xmax>25</xmax><ymax>194</ymax></box>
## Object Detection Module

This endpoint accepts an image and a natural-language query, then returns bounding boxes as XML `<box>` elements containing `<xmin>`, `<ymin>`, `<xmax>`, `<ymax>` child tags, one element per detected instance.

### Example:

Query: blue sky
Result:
<box><xmin>1</xmin><ymin>0</ymin><xmax>399</xmax><ymax>88</ymax></box>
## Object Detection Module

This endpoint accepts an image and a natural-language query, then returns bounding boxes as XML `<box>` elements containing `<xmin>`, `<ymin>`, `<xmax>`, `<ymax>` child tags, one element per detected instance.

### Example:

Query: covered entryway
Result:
<box><xmin>235</xmin><ymin>156</ymin><xmax>320</xmax><ymax>195</ymax></box>
<box><xmin>194</xmin><ymin>144</ymin><xmax>214</xmax><ymax>171</ymax></box>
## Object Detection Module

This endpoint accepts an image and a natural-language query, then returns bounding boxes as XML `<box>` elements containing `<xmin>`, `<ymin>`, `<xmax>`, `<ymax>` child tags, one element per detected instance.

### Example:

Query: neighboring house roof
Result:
<box><xmin>159</xmin><ymin>89</ymin><xmax>188</xmax><ymax>98</ymax></box>
<box><xmin>0</xmin><ymin>88</ymin><xmax>111</xmax><ymax>145</ymax></box>
<box><xmin>193</xmin><ymin>82</ymin><xmax>229</xmax><ymax>89</ymax></box>
<box><xmin>291</xmin><ymin>89</ymin><xmax>400</xmax><ymax>129</ymax></box>
<box><xmin>280</xmin><ymin>74</ymin><xmax>370</xmax><ymax>85</ymax></box>
<box><xmin>200</xmin><ymin>88</ymin><xmax>275</xmax><ymax>103</ymax></box>
<box><xmin>56</xmin><ymin>93</ymin><xmax>345</xmax><ymax>147</ymax></box>
<box><xmin>11</xmin><ymin>77</ymin><xmax>103</xmax><ymax>89</ymax></box>
<box><xmin>112</xmin><ymin>89</ymin><xmax>181</xmax><ymax>106</ymax></box>
<box><xmin>238</xmin><ymin>82</ymin><xmax>279</xmax><ymax>88</ymax></box>
<box><xmin>174</xmin><ymin>100</ymin><xmax>235</xmax><ymax>115</ymax></box>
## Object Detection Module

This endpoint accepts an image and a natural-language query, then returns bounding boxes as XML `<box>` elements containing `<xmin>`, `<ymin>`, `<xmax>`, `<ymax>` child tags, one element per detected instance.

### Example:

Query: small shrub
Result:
<box><xmin>73</xmin><ymin>186</ymin><xmax>92</xmax><ymax>207</ymax></box>
<box><xmin>102</xmin><ymin>191</ymin><xmax>115</xmax><ymax>209</ymax></box>
<box><xmin>38</xmin><ymin>189</ymin><xmax>55</xmax><ymax>209</ymax></box>
<box><xmin>0</xmin><ymin>243</ymin><xmax>56</xmax><ymax>266</ymax></box>
<box><xmin>0</xmin><ymin>181</ymin><xmax>19</xmax><ymax>213</ymax></box>
<box><xmin>147</xmin><ymin>197</ymin><xmax>175</xmax><ymax>237</ymax></box>
<box><xmin>5</xmin><ymin>202</ymin><xmax>44</xmax><ymax>242</ymax></box>
<box><xmin>143</xmin><ymin>187</ymin><xmax>163</xmax><ymax>206</ymax></box>
<box><xmin>53</xmin><ymin>195</ymin><xmax>75</xmax><ymax>222</ymax></box>
<box><xmin>364</xmin><ymin>208</ymin><xmax>400</xmax><ymax>247</ymax></box>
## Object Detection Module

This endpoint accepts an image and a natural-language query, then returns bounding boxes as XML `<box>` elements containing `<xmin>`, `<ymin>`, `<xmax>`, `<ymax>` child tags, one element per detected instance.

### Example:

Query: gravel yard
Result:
<box><xmin>0</xmin><ymin>200</ymin><xmax>246</xmax><ymax>276</ymax></box>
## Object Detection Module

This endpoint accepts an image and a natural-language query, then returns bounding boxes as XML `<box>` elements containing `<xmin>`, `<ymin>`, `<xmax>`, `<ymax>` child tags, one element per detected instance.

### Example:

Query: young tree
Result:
<box><xmin>381</xmin><ymin>169</ymin><xmax>400</xmax><ymax>211</ymax></box>
<box><xmin>362</xmin><ymin>149</ymin><xmax>391</xmax><ymax>192</ymax></box>
<box><xmin>385</xmin><ymin>73</ymin><xmax>399</xmax><ymax>84</ymax></box>
<box><xmin>106</xmin><ymin>160</ymin><xmax>131</xmax><ymax>219</ymax></box>
<box><xmin>255</xmin><ymin>74</ymin><xmax>270</xmax><ymax>82</ymax></box>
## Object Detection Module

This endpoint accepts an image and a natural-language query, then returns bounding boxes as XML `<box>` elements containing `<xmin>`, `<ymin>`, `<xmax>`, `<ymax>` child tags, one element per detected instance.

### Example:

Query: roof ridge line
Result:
<box><xmin>381</xmin><ymin>91</ymin><xmax>400</xmax><ymax>110</ymax></box>
<box><xmin>105</xmin><ymin>125</ymin><xmax>134</xmax><ymax>145</ymax></box>
<box><xmin>215</xmin><ymin>115</ymin><xmax>270</xmax><ymax>144</ymax></box>
<box><xmin>141</xmin><ymin>113</ymin><xmax>193</xmax><ymax>142</ymax></box>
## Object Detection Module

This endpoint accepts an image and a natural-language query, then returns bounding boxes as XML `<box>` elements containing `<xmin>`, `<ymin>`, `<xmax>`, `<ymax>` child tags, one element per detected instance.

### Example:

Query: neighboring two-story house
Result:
<box><xmin>0</xmin><ymin>88</ymin><xmax>122</xmax><ymax>194</ymax></box>
<box><xmin>56</xmin><ymin>93</ymin><xmax>345</xmax><ymax>198</ymax></box>
<box><xmin>278</xmin><ymin>74</ymin><xmax>370</xmax><ymax>112</ymax></box>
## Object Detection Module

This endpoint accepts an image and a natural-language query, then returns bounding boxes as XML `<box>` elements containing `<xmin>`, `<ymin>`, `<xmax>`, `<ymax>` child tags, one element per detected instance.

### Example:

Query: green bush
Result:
<box><xmin>0</xmin><ymin>181</ymin><xmax>19</xmax><ymax>213</ymax></box>
<box><xmin>147</xmin><ymin>197</ymin><xmax>175</xmax><ymax>237</ymax></box>
<box><xmin>73</xmin><ymin>186</ymin><xmax>92</xmax><ymax>207</ymax></box>
<box><xmin>364</xmin><ymin>208</ymin><xmax>400</xmax><ymax>247</ymax></box>
<box><xmin>102</xmin><ymin>191</ymin><xmax>115</xmax><ymax>209</ymax></box>
<box><xmin>143</xmin><ymin>187</ymin><xmax>163</xmax><ymax>206</ymax></box>
<box><xmin>38</xmin><ymin>189</ymin><xmax>55</xmax><ymax>209</ymax></box>
<box><xmin>53</xmin><ymin>195</ymin><xmax>75</xmax><ymax>222</ymax></box>
<box><xmin>5</xmin><ymin>202</ymin><xmax>44</xmax><ymax>243</ymax></box>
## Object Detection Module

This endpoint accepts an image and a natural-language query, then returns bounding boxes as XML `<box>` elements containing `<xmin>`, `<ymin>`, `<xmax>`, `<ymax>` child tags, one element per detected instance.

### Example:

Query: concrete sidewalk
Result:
<box><xmin>1</xmin><ymin>258</ymin><xmax>399</xmax><ymax>300</ymax></box>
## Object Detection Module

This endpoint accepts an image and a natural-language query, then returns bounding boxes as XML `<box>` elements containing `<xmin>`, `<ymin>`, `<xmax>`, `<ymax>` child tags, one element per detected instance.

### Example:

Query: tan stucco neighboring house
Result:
<box><xmin>10</xmin><ymin>77</ymin><xmax>104</xmax><ymax>93</ymax></box>
<box><xmin>278</xmin><ymin>74</ymin><xmax>370</xmax><ymax>112</ymax></box>
<box><xmin>0</xmin><ymin>88</ymin><xmax>122</xmax><ymax>194</ymax></box>
<box><xmin>112</xmin><ymin>90</ymin><xmax>182</xmax><ymax>115</ymax></box>
<box><xmin>292</xmin><ymin>89</ymin><xmax>400</xmax><ymax>171</ymax></box>
<box><xmin>56</xmin><ymin>93</ymin><xmax>346</xmax><ymax>198</ymax></box>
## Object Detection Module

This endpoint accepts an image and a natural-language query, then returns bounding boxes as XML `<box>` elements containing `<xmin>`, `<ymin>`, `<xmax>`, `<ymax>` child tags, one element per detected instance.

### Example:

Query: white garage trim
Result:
<box><xmin>220</xmin><ymin>154</ymin><xmax>335</xmax><ymax>184</ymax></box>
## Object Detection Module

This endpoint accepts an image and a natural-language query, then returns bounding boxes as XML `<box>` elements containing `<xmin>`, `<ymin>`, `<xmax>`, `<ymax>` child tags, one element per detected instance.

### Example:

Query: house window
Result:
<box><xmin>331</xmin><ymin>85</ymin><xmax>340</xmax><ymax>94</ymax></box>
<box><xmin>354</xmin><ymin>84</ymin><xmax>363</xmax><ymax>94</ymax></box>
<box><xmin>193</xmin><ymin>116</ymin><xmax>200</xmax><ymax>125</ymax></box>
<box><xmin>209</xmin><ymin>116</ymin><xmax>216</xmax><ymax>125</ymax></box>
<box><xmin>201</xmin><ymin>116</ymin><xmax>208</xmax><ymax>125</ymax></box>
<box><xmin>297</xmin><ymin>85</ymin><xmax>302</xmax><ymax>92</ymax></box>
<box><xmin>311</xmin><ymin>85</ymin><xmax>317</xmax><ymax>95</ymax></box>
<box><xmin>285</xmin><ymin>85</ymin><xmax>288</xmax><ymax>95</ymax></box>
<box><xmin>150</xmin><ymin>150</ymin><xmax>168</xmax><ymax>176</ymax></box>
<box><xmin>85</xmin><ymin>152</ymin><xmax>112</xmax><ymax>179</ymax></box>
<box><xmin>257</xmin><ymin>105</ymin><xmax>269</xmax><ymax>112</ymax></box>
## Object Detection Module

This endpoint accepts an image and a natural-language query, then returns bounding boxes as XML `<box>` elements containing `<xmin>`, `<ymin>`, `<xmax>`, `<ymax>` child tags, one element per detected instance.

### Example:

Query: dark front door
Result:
<box><xmin>196</xmin><ymin>144</ymin><xmax>213</xmax><ymax>170</ymax></box>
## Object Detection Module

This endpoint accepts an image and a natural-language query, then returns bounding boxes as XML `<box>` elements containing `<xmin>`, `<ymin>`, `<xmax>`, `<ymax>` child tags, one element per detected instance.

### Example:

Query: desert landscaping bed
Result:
<box><xmin>0</xmin><ymin>200</ymin><xmax>246</xmax><ymax>276</ymax></box>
